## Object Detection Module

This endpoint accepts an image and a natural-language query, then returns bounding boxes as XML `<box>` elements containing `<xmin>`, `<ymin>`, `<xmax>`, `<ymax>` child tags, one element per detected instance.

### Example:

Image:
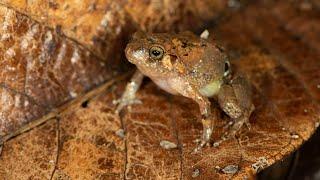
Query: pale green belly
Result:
<box><xmin>199</xmin><ymin>80</ymin><xmax>223</xmax><ymax>97</ymax></box>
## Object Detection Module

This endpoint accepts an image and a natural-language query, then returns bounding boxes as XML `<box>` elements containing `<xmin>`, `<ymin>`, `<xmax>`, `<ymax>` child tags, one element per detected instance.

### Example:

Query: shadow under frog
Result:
<box><xmin>114</xmin><ymin>31</ymin><xmax>255</xmax><ymax>152</ymax></box>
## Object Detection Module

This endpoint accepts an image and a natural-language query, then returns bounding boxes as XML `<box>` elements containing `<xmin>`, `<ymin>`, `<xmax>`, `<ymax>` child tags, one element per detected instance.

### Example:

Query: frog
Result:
<box><xmin>114</xmin><ymin>31</ymin><xmax>255</xmax><ymax>152</ymax></box>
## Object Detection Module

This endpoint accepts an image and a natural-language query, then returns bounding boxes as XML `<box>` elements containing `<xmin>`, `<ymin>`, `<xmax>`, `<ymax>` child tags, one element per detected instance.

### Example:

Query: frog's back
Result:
<box><xmin>169</xmin><ymin>32</ymin><xmax>227</xmax><ymax>88</ymax></box>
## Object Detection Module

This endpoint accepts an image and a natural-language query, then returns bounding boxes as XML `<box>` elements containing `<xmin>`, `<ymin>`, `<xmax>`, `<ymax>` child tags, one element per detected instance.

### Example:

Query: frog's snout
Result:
<box><xmin>124</xmin><ymin>45</ymin><xmax>132</xmax><ymax>57</ymax></box>
<box><xmin>124</xmin><ymin>45</ymin><xmax>134</xmax><ymax>63</ymax></box>
<box><xmin>125</xmin><ymin>44</ymin><xmax>147</xmax><ymax>64</ymax></box>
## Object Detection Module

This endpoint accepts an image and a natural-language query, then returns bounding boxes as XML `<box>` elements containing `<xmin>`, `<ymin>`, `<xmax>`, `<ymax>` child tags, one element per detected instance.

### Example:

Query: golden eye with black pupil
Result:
<box><xmin>224</xmin><ymin>60</ymin><xmax>231</xmax><ymax>77</ymax></box>
<box><xmin>149</xmin><ymin>46</ymin><xmax>164</xmax><ymax>60</ymax></box>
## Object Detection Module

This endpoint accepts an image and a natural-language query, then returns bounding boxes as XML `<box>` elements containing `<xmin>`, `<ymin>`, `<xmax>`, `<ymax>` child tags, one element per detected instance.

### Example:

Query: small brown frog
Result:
<box><xmin>114</xmin><ymin>31</ymin><xmax>254</xmax><ymax>151</ymax></box>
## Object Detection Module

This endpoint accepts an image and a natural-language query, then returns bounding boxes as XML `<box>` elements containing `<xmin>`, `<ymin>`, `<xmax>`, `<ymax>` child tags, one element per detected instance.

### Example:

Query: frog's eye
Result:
<box><xmin>224</xmin><ymin>60</ymin><xmax>231</xmax><ymax>77</ymax></box>
<box><xmin>149</xmin><ymin>46</ymin><xmax>164</xmax><ymax>60</ymax></box>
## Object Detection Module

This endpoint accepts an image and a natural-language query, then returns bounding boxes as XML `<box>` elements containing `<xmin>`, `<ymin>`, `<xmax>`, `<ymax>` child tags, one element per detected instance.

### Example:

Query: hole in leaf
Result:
<box><xmin>81</xmin><ymin>100</ymin><xmax>89</xmax><ymax>108</ymax></box>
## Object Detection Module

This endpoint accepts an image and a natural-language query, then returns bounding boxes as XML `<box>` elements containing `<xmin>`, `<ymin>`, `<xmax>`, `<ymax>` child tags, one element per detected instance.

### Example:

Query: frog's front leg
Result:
<box><xmin>186</xmin><ymin>88</ymin><xmax>215</xmax><ymax>152</ymax></box>
<box><xmin>217</xmin><ymin>75</ymin><xmax>255</xmax><ymax>142</ymax></box>
<box><xmin>114</xmin><ymin>70</ymin><xmax>144</xmax><ymax>114</ymax></box>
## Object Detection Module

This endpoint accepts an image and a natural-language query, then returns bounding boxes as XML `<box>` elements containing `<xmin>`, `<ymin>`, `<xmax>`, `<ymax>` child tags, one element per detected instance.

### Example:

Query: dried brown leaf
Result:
<box><xmin>0</xmin><ymin>0</ymin><xmax>320</xmax><ymax>179</ymax></box>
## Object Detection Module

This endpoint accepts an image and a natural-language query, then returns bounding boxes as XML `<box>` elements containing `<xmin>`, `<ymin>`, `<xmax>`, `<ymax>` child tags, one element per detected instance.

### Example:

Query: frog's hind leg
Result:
<box><xmin>222</xmin><ymin>104</ymin><xmax>254</xmax><ymax>140</ymax></box>
<box><xmin>216</xmin><ymin>75</ymin><xmax>255</xmax><ymax>144</ymax></box>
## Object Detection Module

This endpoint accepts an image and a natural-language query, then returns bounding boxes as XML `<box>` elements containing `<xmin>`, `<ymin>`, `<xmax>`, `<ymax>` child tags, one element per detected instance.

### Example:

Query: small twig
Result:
<box><xmin>0</xmin><ymin>72</ymin><xmax>131</xmax><ymax>144</ymax></box>
<box><xmin>50</xmin><ymin>117</ymin><xmax>61</xmax><ymax>180</ymax></box>
<box><xmin>0</xmin><ymin>143</ymin><xmax>3</xmax><ymax>156</ymax></box>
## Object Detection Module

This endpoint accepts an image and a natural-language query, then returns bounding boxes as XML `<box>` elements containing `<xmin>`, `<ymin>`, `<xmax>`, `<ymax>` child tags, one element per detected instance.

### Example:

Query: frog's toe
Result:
<box><xmin>114</xmin><ymin>98</ymin><xmax>142</xmax><ymax>114</ymax></box>
<box><xmin>245</xmin><ymin>121</ymin><xmax>251</xmax><ymax>130</ymax></box>
<box><xmin>223</xmin><ymin>121</ymin><xmax>234</xmax><ymax>130</ymax></box>
<box><xmin>193</xmin><ymin>133</ymin><xmax>213</xmax><ymax>153</ymax></box>
<box><xmin>219</xmin><ymin>119</ymin><xmax>247</xmax><ymax>143</ymax></box>
<box><xmin>193</xmin><ymin>139</ymin><xmax>211</xmax><ymax>153</ymax></box>
<box><xmin>212</xmin><ymin>131</ymin><xmax>235</xmax><ymax>147</ymax></box>
<box><xmin>230</xmin><ymin>119</ymin><xmax>247</xmax><ymax>135</ymax></box>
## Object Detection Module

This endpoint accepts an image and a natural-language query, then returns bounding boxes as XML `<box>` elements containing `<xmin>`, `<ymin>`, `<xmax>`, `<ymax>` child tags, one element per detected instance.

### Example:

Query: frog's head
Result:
<box><xmin>125</xmin><ymin>32</ymin><xmax>175</xmax><ymax>77</ymax></box>
<box><xmin>125</xmin><ymin>32</ymin><xmax>231</xmax><ymax>81</ymax></box>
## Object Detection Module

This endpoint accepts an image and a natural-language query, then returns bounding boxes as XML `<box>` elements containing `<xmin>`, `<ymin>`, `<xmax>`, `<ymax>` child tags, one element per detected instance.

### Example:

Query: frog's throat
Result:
<box><xmin>199</xmin><ymin>79</ymin><xmax>223</xmax><ymax>97</ymax></box>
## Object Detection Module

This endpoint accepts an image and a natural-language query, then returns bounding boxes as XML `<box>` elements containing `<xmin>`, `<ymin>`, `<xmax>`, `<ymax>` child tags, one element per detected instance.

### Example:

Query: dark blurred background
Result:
<box><xmin>259</xmin><ymin>128</ymin><xmax>320</xmax><ymax>180</ymax></box>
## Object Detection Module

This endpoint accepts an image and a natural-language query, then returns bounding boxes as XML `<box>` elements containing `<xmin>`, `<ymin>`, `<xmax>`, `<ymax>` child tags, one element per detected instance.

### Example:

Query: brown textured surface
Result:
<box><xmin>53</xmin><ymin>91</ymin><xmax>125</xmax><ymax>179</ymax></box>
<box><xmin>0</xmin><ymin>0</ymin><xmax>227</xmax><ymax>60</ymax></box>
<box><xmin>1</xmin><ymin>0</ymin><xmax>320</xmax><ymax>179</ymax></box>
<box><xmin>0</xmin><ymin>119</ymin><xmax>58</xmax><ymax>179</ymax></box>
<box><xmin>125</xmin><ymin>0</ymin><xmax>228</xmax><ymax>32</ymax></box>
<box><xmin>0</xmin><ymin>0</ymin><xmax>228</xmax><ymax>139</ymax></box>
<box><xmin>0</xmin><ymin>0</ymin><xmax>134</xmax><ymax>60</ymax></box>
<box><xmin>0</xmin><ymin>5</ymin><xmax>112</xmax><ymax>137</ymax></box>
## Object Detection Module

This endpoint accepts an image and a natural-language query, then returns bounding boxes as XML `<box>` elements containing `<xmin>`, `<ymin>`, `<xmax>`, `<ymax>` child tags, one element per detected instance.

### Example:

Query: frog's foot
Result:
<box><xmin>223</xmin><ymin>105</ymin><xmax>254</xmax><ymax>140</ymax></box>
<box><xmin>212</xmin><ymin>132</ymin><xmax>233</xmax><ymax>148</ymax></box>
<box><xmin>193</xmin><ymin>138</ymin><xmax>211</xmax><ymax>153</ymax></box>
<box><xmin>193</xmin><ymin>119</ymin><xmax>213</xmax><ymax>153</ymax></box>
<box><xmin>217</xmin><ymin>118</ymin><xmax>250</xmax><ymax>145</ymax></box>
<box><xmin>113</xmin><ymin>96</ymin><xmax>142</xmax><ymax>114</ymax></box>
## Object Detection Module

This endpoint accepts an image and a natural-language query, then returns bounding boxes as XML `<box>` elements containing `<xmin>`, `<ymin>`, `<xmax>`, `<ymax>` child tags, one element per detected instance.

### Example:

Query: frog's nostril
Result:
<box><xmin>124</xmin><ymin>46</ymin><xmax>130</xmax><ymax>54</ymax></box>
<box><xmin>125</xmin><ymin>46</ymin><xmax>133</xmax><ymax>58</ymax></box>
